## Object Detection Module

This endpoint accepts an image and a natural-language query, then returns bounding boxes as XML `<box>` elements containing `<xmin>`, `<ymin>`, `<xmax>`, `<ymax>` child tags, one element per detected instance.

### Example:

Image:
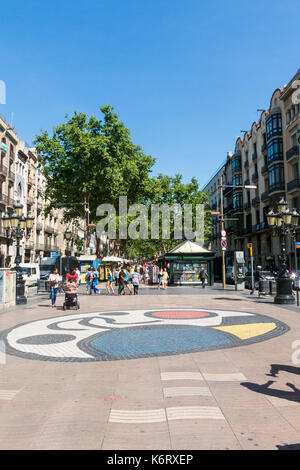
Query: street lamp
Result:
<box><xmin>267</xmin><ymin>198</ymin><xmax>299</xmax><ymax>304</ymax></box>
<box><xmin>64</xmin><ymin>228</ymin><xmax>72</xmax><ymax>275</ymax></box>
<box><xmin>2</xmin><ymin>202</ymin><xmax>35</xmax><ymax>304</ymax></box>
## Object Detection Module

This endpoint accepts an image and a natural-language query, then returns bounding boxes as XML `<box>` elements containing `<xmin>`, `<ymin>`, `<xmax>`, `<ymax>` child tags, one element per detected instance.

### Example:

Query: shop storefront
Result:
<box><xmin>162</xmin><ymin>240</ymin><xmax>215</xmax><ymax>286</ymax></box>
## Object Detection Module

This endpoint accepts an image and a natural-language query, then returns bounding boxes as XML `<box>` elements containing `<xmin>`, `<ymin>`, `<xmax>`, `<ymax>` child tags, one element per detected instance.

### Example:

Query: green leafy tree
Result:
<box><xmin>34</xmin><ymin>105</ymin><xmax>155</xmax><ymax>222</ymax></box>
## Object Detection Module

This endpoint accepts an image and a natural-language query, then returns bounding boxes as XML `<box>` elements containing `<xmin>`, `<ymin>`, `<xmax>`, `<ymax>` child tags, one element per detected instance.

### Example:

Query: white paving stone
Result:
<box><xmin>166</xmin><ymin>406</ymin><xmax>225</xmax><ymax>420</ymax></box>
<box><xmin>0</xmin><ymin>390</ymin><xmax>19</xmax><ymax>400</ymax></box>
<box><xmin>202</xmin><ymin>373</ymin><xmax>247</xmax><ymax>382</ymax></box>
<box><xmin>109</xmin><ymin>409</ymin><xmax>167</xmax><ymax>423</ymax></box>
<box><xmin>163</xmin><ymin>387</ymin><xmax>212</xmax><ymax>397</ymax></box>
<box><xmin>161</xmin><ymin>372</ymin><xmax>204</xmax><ymax>381</ymax></box>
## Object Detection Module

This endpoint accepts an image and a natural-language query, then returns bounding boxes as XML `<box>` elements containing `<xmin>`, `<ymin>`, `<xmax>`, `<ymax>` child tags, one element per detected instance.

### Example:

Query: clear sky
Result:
<box><xmin>0</xmin><ymin>0</ymin><xmax>299</xmax><ymax>188</ymax></box>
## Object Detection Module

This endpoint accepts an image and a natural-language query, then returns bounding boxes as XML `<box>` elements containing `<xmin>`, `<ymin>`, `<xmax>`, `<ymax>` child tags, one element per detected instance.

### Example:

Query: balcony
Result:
<box><xmin>269</xmin><ymin>182</ymin><xmax>285</xmax><ymax>194</ymax></box>
<box><xmin>223</xmin><ymin>187</ymin><xmax>233</xmax><ymax>197</ymax></box>
<box><xmin>26</xmin><ymin>195</ymin><xmax>35</xmax><ymax>206</ymax></box>
<box><xmin>286</xmin><ymin>146</ymin><xmax>299</xmax><ymax>163</ymax></box>
<box><xmin>45</xmin><ymin>225</ymin><xmax>55</xmax><ymax>234</ymax></box>
<box><xmin>6</xmin><ymin>197</ymin><xmax>14</xmax><ymax>208</ymax></box>
<box><xmin>44</xmin><ymin>243</ymin><xmax>53</xmax><ymax>252</ymax></box>
<box><xmin>287</xmin><ymin>178</ymin><xmax>300</xmax><ymax>194</ymax></box>
<box><xmin>252</xmin><ymin>172</ymin><xmax>258</xmax><ymax>182</ymax></box>
<box><xmin>252</xmin><ymin>224</ymin><xmax>261</xmax><ymax>233</ymax></box>
<box><xmin>232</xmin><ymin>205</ymin><xmax>244</xmax><ymax>214</ymax></box>
<box><xmin>244</xmin><ymin>160</ymin><xmax>249</xmax><ymax>169</ymax></box>
<box><xmin>244</xmin><ymin>178</ymin><xmax>250</xmax><ymax>186</ymax></box>
<box><xmin>9</xmin><ymin>151</ymin><xmax>15</xmax><ymax>161</ymax></box>
<box><xmin>252</xmin><ymin>196</ymin><xmax>260</xmax><ymax>206</ymax></box>
<box><xmin>244</xmin><ymin>202</ymin><xmax>251</xmax><ymax>210</ymax></box>
<box><xmin>224</xmin><ymin>203</ymin><xmax>233</xmax><ymax>213</ymax></box>
<box><xmin>8</xmin><ymin>169</ymin><xmax>15</xmax><ymax>181</ymax></box>
<box><xmin>0</xmin><ymin>165</ymin><xmax>8</xmax><ymax>177</ymax></box>
<box><xmin>24</xmin><ymin>241</ymin><xmax>34</xmax><ymax>251</ymax></box>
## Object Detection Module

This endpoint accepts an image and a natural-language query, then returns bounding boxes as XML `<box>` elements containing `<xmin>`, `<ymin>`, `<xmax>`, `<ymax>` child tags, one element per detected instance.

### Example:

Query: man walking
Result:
<box><xmin>199</xmin><ymin>266</ymin><xmax>208</xmax><ymax>288</ymax></box>
<box><xmin>131</xmin><ymin>267</ymin><xmax>140</xmax><ymax>295</ymax></box>
<box><xmin>250</xmin><ymin>265</ymin><xmax>264</xmax><ymax>295</ymax></box>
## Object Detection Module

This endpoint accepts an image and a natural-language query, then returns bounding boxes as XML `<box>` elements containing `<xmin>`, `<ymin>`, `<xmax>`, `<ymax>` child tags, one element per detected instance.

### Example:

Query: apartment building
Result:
<box><xmin>205</xmin><ymin>69</ymin><xmax>300</xmax><ymax>275</ymax></box>
<box><xmin>0</xmin><ymin>115</ymin><xmax>85</xmax><ymax>266</ymax></box>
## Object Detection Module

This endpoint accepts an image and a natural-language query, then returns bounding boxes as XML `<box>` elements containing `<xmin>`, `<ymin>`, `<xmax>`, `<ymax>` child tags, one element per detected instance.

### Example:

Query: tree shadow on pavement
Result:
<box><xmin>241</xmin><ymin>380</ymin><xmax>300</xmax><ymax>404</ymax></box>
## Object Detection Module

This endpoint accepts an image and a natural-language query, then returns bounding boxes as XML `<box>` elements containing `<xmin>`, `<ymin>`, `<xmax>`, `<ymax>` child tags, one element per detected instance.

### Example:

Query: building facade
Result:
<box><xmin>205</xmin><ymin>69</ymin><xmax>300</xmax><ymax>275</ymax></box>
<box><xmin>0</xmin><ymin>115</ymin><xmax>85</xmax><ymax>267</ymax></box>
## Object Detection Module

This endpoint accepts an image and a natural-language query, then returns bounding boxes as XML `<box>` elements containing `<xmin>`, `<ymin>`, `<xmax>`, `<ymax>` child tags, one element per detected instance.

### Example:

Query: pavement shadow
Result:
<box><xmin>241</xmin><ymin>380</ymin><xmax>300</xmax><ymax>404</ymax></box>
<box><xmin>266</xmin><ymin>364</ymin><xmax>300</xmax><ymax>378</ymax></box>
<box><xmin>277</xmin><ymin>443</ymin><xmax>300</xmax><ymax>450</ymax></box>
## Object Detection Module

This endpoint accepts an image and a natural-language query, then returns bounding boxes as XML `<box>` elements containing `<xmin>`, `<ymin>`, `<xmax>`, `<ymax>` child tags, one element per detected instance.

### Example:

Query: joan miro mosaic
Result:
<box><xmin>0</xmin><ymin>309</ymin><xmax>289</xmax><ymax>362</ymax></box>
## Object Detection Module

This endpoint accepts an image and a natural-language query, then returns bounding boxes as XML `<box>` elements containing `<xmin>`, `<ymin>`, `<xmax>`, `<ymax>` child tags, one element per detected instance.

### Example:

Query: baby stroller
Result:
<box><xmin>63</xmin><ymin>281</ymin><xmax>80</xmax><ymax>310</ymax></box>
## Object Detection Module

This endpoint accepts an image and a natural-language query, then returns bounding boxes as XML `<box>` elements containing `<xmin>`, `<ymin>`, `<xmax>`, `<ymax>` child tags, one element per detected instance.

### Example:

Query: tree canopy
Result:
<box><xmin>34</xmin><ymin>106</ymin><xmax>211</xmax><ymax>258</ymax></box>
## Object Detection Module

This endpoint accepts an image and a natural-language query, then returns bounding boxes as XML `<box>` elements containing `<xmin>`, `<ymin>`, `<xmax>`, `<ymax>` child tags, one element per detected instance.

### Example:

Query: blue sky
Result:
<box><xmin>0</xmin><ymin>0</ymin><xmax>299</xmax><ymax>188</ymax></box>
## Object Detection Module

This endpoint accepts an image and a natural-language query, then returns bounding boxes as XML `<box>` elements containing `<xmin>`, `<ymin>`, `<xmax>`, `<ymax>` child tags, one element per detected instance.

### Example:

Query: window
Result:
<box><xmin>233</xmin><ymin>191</ymin><xmax>243</xmax><ymax>209</ymax></box>
<box><xmin>266</xmin><ymin>113</ymin><xmax>282</xmax><ymax>140</ymax></box>
<box><xmin>256</xmin><ymin>210</ymin><xmax>260</xmax><ymax>224</ymax></box>
<box><xmin>232</xmin><ymin>155</ymin><xmax>241</xmax><ymax>172</ymax></box>
<box><xmin>267</xmin><ymin>138</ymin><xmax>283</xmax><ymax>164</ymax></box>
<box><xmin>232</xmin><ymin>174</ymin><xmax>242</xmax><ymax>186</ymax></box>
<box><xmin>268</xmin><ymin>164</ymin><xmax>284</xmax><ymax>192</ymax></box>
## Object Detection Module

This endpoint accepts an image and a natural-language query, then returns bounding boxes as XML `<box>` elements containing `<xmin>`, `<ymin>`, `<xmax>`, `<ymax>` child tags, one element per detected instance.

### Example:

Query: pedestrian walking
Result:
<box><xmin>250</xmin><ymin>265</ymin><xmax>264</xmax><ymax>295</ymax></box>
<box><xmin>162</xmin><ymin>268</ymin><xmax>169</xmax><ymax>289</ymax></box>
<box><xmin>106</xmin><ymin>268</ymin><xmax>115</xmax><ymax>295</ymax></box>
<box><xmin>48</xmin><ymin>267</ymin><xmax>61</xmax><ymax>308</ymax></box>
<box><xmin>118</xmin><ymin>267</ymin><xmax>126</xmax><ymax>295</ymax></box>
<box><xmin>199</xmin><ymin>266</ymin><xmax>208</xmax><ymax>288</ymax></box>
<box><xmin>114</xmin><ymin>267</ymin><xmax>120</xmax><ymax>287</ymax></box>
<box><xmin>123</xmin><ymin>266</ymin><xmax>133</xmax><ymax>295</ymax></box>
<box><xmin>85</xmin><ymin>267</ymin><xmax>92</xmax><ymax>294</ymax></box>
<box><xmin>75</xmin><ymin>267</ymin><xmax>81</xmax><ymax>285</ymax></box>
<box><xmin>158</xmin><ymin>269</ymin><xmax>164</xmax><ymax>289</ymax></box>
<box><xmin>66</xmin><ymin>268</ymin><xmax>79</xmax><ymax>285</ymax></box>
<box><xmin>90</xmin><ymin>268</ymin><xmax>100</xmax><ymax>295</ymax></box>
<box><xmin>131</xmin><ymin>268</ymin><xmax>140</xmax><ymax>295</ymax></box>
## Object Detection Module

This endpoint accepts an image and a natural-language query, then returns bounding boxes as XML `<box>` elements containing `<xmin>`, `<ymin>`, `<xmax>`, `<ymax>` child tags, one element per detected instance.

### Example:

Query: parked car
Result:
<box><xmin>245</xmin><ymin>270</ymin><xmax>275</xmax><ymax>290</ymax></box>
<box><xmin>11</xmin><ymin>263</ymin><xmax>40</xmax><ymax>287</ymax></box>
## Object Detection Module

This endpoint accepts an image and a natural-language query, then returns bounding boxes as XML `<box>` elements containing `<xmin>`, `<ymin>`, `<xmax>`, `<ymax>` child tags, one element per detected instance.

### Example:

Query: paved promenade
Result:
<box><xmin>0</xmin><ymin>285</ymin><xmax>300</xmax><ymax>450</ymax></box>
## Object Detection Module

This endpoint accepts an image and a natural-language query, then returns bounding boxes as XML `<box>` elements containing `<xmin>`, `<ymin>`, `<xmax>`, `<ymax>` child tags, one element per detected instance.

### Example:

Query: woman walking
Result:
<box><xmin>106</xmin><ymin>268</ymin><xmax>115</xmax><ymax>295</ymax></box>
<box><xmin>48</xmin><ymin>267</ymin><xmax>61</xmax><ymax>308</ymax></box>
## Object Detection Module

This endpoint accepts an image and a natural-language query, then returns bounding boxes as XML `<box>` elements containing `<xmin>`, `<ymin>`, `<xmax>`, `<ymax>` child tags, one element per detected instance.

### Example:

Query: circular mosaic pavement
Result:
<box><xmin>0</xmin><ymin>309</ymin><xmax>289</xmax><ymax>362</ymax></box>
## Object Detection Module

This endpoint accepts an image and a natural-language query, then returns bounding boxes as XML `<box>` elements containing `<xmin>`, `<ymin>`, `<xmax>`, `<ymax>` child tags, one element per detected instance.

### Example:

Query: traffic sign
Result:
<box><xmin>221</xmin><ymin>240</ymin><xmax>227</xmax><ymax>248</ymax></box>
<box><xmin>221</xmin><ymin>229</ymin><xmax>227</xmax><ymax>238</ymax></box>
<box><xmin>247</xmin><ymin>243</ymin><xmax>252</xmax><ymax>249</ymax></box>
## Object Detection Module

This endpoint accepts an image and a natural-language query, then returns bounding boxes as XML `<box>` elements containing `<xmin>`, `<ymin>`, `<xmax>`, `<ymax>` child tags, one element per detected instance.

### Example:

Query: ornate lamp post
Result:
<box><xmin>267</xmin><ymin>198</ymin><xmax>299</xmax><ymax>305</ymax></box>
<box><xmin>2</xmin><ymin>202</ymin><xmax>35</xmax><ymax>304</ymax></box>
<box><xmin>64</xmin><ymin>228</ymin><xmax>72</xmax><ymax>275</ymax></box>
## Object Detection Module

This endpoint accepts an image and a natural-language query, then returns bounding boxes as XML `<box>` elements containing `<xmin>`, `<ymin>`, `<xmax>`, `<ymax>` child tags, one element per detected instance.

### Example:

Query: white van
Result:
<box><xmin>12</xmin><ymin>263</ymin><xmax>40</xmax><ymax>287</ymax></box>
